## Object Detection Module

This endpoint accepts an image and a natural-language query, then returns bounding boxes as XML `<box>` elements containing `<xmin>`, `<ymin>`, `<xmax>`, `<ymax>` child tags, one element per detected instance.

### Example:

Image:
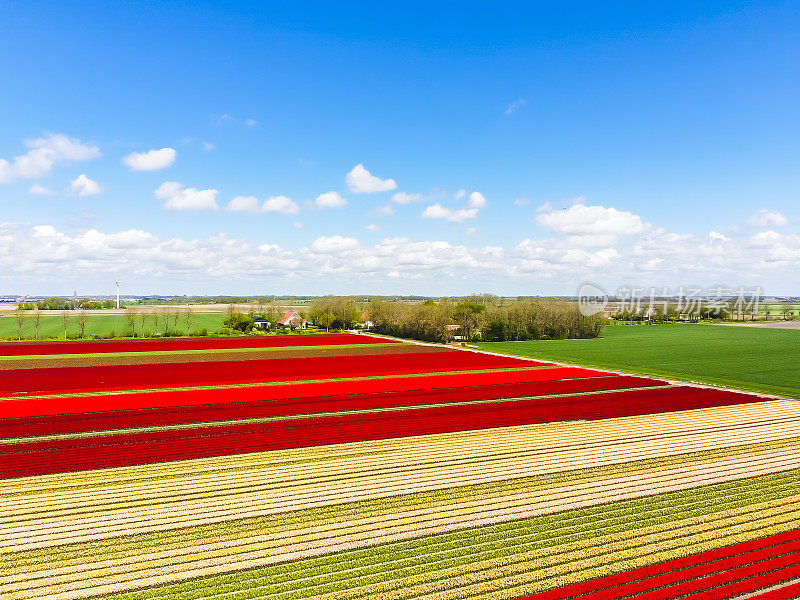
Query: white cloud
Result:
<box><xmin>70</xmin><ymin>174</ymin><xmax>101</xmax><ymax>196</ymax></box>
<box><xmin>390</xmin><ymin>192</ymin><xmax>422</xmax><ymax>204</ymax></box>
<box><xmin>422</xmin><ymin>191</ymin><xmax>486</xmax><ymax>223</ymax></box>
<box><xmin>422</xmin><ymin>204</ymin><xmax>478</xmax><ymax>223</ymax></box>
<box><xmin>226</xmin><ymin>196</ymin><xmax>261</xmax><ymax>212</ymax></box>
<box><xmin>365</xmin><ymin>224</ymin><xmax>380</xmax><ymax>231</ymax></box>
<box><xmin>708</xmin><ymin>231</ymin><xmax>730</xmax><ymax>244</ymax></box>
<box><xmin>505</xmin><ymin>98</ymin><xmax>527</xmax><ymax>115</ymax></box>
<box><xmin>468</xmin><ymin>192</ymin><xmax>487</xmax><ymax>209</ymax></box>
<box><xmin>1</xmin><ymin>217</ymin><xmax>800</xmax><ymax>293</ymax></box>
<box><xmin>311</xmin><ymin>235</ymin><xmax>359</xmax><ymax>253</ymax></box>
<box><xmin>123</xmin><ymin>147</ymin><xmax>176</xmax><ymax>171</ymax></box>
<box><xmin>346</xmin><ymin>164</ymin><xmax>397</xmax><ymax>193</ymax></box>
<box><xmin>155</xmin><ymin>181</ymin><xmax>218</xmax><ymax>211</ymax></box>
<box><xmin>263</xmin><ymin>195</ymin><xmax>300</xmax><ymax>214</ymax></box>
<box><xmin>747</xmin><ymin>210</ymin><xmax>788</xmax><ymax>228</ymax></box>
<box><xmin>244</xmin><ymin>118</ymin><xmax>257</xmax><ymax>127</ymax></box>
<box><xmin>29</xmin><ymin>184</ymin><xmax>57</xmax><ymax>196</ymax></box>
<box><xmin>293</xmin><ymin>221</ymin><xmax>304</xmax><ymax>229</ymax></box>
<box><xmin>315</xmin><ymin>191</ymin><xmax>347</xmax><ymax>209</ymax></box>
<box><xmin>454</xmin><ymin>189</ymin><xmax>466</xmax><ymax>200</ymax></box>
<box><xmin>0</xmin><ymin>133</ymin><xmax>100</xmax><ymax>182</ymax></box>
<box><xmin>514</xmin><ymin>198</ymin><xmax>530</xmax><ymax>206</ymax></box>
<box><xmin>537</xmin><ymin>203</ymin><xmax>647</xmax><ymax>236</ymax></box>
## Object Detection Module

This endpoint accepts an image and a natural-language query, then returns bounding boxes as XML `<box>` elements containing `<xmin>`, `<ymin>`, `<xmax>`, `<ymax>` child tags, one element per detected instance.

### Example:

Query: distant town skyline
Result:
<box><xmin>1</xmin><ymin>2</ymin><xmax>798</xmax><ymax>295</ymax></box>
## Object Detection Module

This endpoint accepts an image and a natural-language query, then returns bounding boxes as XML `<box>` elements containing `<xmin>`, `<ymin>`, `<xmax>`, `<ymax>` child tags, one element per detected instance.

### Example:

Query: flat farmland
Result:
<box><xmin>0</xmin><ymin>311</ymin><xmax>228</xmax><ymax>340</ymax></box>
<box><xmin>477</xmin><ymin>323</ymin><xmax>800</xmax><ymax>399</ymax></box>
<box><xmin>0</xmin><ymin>332</ymin><xmax>797</xmax><ymax>599</ymax></box>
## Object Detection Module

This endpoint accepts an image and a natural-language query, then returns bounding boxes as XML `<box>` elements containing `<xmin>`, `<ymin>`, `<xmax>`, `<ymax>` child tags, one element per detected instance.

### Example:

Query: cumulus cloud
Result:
<box><xmin>311</xmin><ymin>235</ymin><xmax>360</xmax><ymax>253</ymax></box>
<box><xmin>226</xmin><ymin>195</ymin><xmax>299</xmax><ymax>214</ymax></box>
<box><xmin>123</xmin><ymin>147</ymin><xmax>176</xmax><ymax>171</ymax></box>
<box><xmin>468</xmin><ymin>192</ymin><xmax>487</xmax><ymax>209</ymax></box>
<box><xmin>422</xmin><ymin>190</ymin><xmax>487</xmax><ymax>223</ymax></box>
<box><xmin>315</xmin><ymin>191</ymin><xmax>347</xmax><ymax>209</ymax></box>
<box><xmin>0</xmin><ymin>133</ymin><xmax>100</xmax><ymax>182</ymax></box>
<box><xmin>70</xmin><ymin>174</ymin><xmax>101</xmax><ymax>196</ymax></box>
<box><xmin>422</xmin><ymin>204</ymin><xmax>478</xmax><ymax>223</ymax></box>
<box><xmin>346</xmin><ymin>164</ymin><xmax>397</xmax><ymax>193</ymax></box>
<box><xmin>390</xmin><ymin>192</ymin><xmax>422</xmax><ymax>204</ymax></box>
<box><xmin>226</xmin><ymin>196</ymin><xmax>260</xmax><ymax>212</ymax></box>
<box><xmin>155</xmin><ymin>181</ymin><xmax>218</xmax><ymax>211</ymax></box>
<box><xmin>747</xmin><ymin>210</ymin><xmax>788</xmax><ymax>228</ymax></box>
<box><xmin>1</xmin><ymin>218</ymin><xmax>799</xmax><ymax>293</ymax></box>
<box><xmin>263</xmin><ymin>195</ymin><xmax>300</xmax><ymax>214</ymax></box>
<box><xmin>537</xmin><ymin>203</ymin><xmax>648</xmax><ymax>237</ymax></box>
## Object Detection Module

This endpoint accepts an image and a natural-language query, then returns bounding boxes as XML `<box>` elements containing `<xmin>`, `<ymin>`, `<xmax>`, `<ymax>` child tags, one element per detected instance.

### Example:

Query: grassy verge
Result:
<box><xmin>476</xmin><ymin>323</ymin><xmax>800</xmax><ymax>399</ymax></box>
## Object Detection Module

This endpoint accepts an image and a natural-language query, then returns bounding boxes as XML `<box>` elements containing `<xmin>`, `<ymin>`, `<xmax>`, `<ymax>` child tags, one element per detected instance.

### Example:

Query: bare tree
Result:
<box><xmin>158</xmin><ymin>306</ymin><xmax>171</xmax><ymax>335</ymax></box>
<box><xmin>60</xmin><ymin>310</ymin><xmax>71</xmax><ymax>339</ymax></box>
<box><xmin>33</xmin><ymin>308</ymin><xmax>42</xmax><ymax>340</ymax></box>
<box><xmin>76</xmin><ymin>310</ymin><xmax>89</xmax><ymax>339</ymax></box>
<box><xmin>171</xmin><ymin>308</ymin><xmax>180</xmax><ymax>334</ymax></box>
<box><xmin>152</xmin><ymin>310</ymin><xmax>161</xmax><ymax>334</ymax></box>
<box><xmin>138</xmin><ymin>310</ymin><xmax>149</xmax><ymax>336</ymax></box>
<box><xmin>124</xmin><ymin>306</ymin><xmax>137</xmax><ymax>337</ymax></box>
<box><xmin>185</xmin><ymin>306</ymin><xmax>195</xmax><ymax>334</ymax></box>
<box><xmin>13</xmin><ymin>307</ymin><xmax>26</xmax><ymax>341</ymax></box>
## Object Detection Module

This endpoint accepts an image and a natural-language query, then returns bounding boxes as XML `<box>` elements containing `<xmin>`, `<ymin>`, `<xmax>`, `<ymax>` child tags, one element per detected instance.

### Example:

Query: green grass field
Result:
<box><xmin>477</xmin><ymin>323</ymin><xmax>800</xmax><ymax>399</ymax></box>
<box><xmin>0</xmin><ymin>312</ymin><xmax>227</xmax><ymax>340</ymax></box>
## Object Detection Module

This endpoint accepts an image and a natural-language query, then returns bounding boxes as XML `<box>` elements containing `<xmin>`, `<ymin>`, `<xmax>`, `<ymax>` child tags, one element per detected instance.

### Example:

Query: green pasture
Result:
<box><xmin>477</xmin><ymin>323</ymin><xmax>800</xmax><ymax>399</ymax></box>
<box><xmin>0</xmin><ymin>312</ymin><xmax>227</xmax><ymax>340</ymax></box>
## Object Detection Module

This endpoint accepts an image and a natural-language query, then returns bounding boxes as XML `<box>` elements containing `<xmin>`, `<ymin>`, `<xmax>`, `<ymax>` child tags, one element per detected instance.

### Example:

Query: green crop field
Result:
<box><xmin>477</xmin><ymin>323</ymin><xmax>800</xmax><ymax>399</ymax></box>
<box><xmin>0</xmin><ymin>312</ymin><xmax>227</xmax><ymax>340</ymax></box>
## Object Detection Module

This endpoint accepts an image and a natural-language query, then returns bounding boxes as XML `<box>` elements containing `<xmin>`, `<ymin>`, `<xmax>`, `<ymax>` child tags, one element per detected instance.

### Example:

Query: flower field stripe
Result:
<box><xmin>627</xmin><ymin>553</ymin><xmax>800</xmax><ymax>599</ymax></box>
<box><xmin>6</xmin><ymin>399</ymin><xmax>792</xmax><ymax>496</ymax></box>
<box><xmin>0</xmin><ymin>334</ymin><xmax>398</xmax><ymax>357</ymax></box>
<box><xmin>0</xmin><ymin>349</ymin><xmax>542</xmax><ymax>396</ymax></box>
<box><xmin>5</xmin><ymin>420</ymin><xmax>797</xmax><ymax>531</ymax></box>
<box><xmin>9</xmin><ymin>472</ymin><xmax>797</xmax><ymax>597</ymax></box>
<box><xmin>514</xmin><ymin>530</ymin><xmax>800</xmax><ymax>599</ymax></box>
<box><xmin>3</xmin><ymin>447</ymin><xmax>798</xmax><ymax>557</ymax></box>
<box><xmin>43</xmin><ymin>494</ymin><xmax>800</xmax><ymax>600</ymax></box>
<box><xmin>0</xmin><ymin>375</ymin><xmax>659</xmax><ymax>438</ymax></box>
<box><xmin>0</xmin><ymin>387</ymin><xmax>772</xmax><ymax>478</ymax></box>
<box><xmin>8</xmin><ymin>478</ymin><xmax>800</xmax><ymax>600</ymax></box>
<box><xmin>5</xmin><ymin>439</ymin><xmax>798</xmax><ymax>556</ymax></box>
<box><xmin>8</xmin><ymin>469</ymin><xmax>794</xmax><ymax>589</ymax></box>
<box><xmin>6</xmin><ymin>442</ymin><xmax>797</xmax><ymax>550</ymax></box>
<box><xmin>0</xmin><ymin>366</ymin><xmax>597</xmax><ymax>419</ymax></box>
<box><xmin>745</xmin><ymin>579</ymin><xmax>800</xmax><ymax>599</ymax></box>
<box><xmin>4</xmin><ymin>401</ymin><xmax>797</xmax><ymax>514</ymax></box>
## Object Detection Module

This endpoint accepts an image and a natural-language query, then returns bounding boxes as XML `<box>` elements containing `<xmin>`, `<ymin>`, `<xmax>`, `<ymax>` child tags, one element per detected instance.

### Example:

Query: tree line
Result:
<box><xmin>366</xmin><ymin>297</ymin><xmax>605</xmax><ymax>343</ymax></box>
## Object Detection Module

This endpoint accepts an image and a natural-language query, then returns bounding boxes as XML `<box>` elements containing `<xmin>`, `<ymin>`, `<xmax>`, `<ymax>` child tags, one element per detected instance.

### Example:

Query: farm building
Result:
<box><xmin>278</xmin><ymin>311</ymin><xmax>307</xmax><ymax>330</ymax></box>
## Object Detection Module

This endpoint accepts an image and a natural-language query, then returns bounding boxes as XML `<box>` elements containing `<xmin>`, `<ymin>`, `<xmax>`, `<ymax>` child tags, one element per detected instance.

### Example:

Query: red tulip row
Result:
<box><xmin>0</xmin><ymin>333</ymin><xmax>395</xmax><ymax>356</ymax></box>
<box><xmin>0</xmin><ymin>386</ymin><xmax>765</xmax><ymax>479</ymax></box>
<box><xmin>518</xmin><ymin>528</ymin><xmax>800</xmax><ymax>600</ymax></box>
<box><xmin>0</xmin><ymin>374</ymin><xmax>660</xmax><ymax>438</ymax></box>
<box><xmin>0</xmin><ymin>348</ymin><xmax>538</xmax><ymax>395</ymax></box>
<box><xmin>0</xmin><ymin>365</ymin><xmax>607</xmax><ymax>419</ymax></box>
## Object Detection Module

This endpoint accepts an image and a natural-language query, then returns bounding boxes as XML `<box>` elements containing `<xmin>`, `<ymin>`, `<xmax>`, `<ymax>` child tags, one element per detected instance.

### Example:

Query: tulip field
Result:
<box><xmin>1</xmin><ymin>333</ymin><xmax>799</xmax><ymax>599</ymax></box>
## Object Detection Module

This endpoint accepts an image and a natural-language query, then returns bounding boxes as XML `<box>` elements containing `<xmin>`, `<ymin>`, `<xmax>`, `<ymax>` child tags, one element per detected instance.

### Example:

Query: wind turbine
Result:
<box><xmin>115</xmin><ymin>275</ymin><xmax>121</xmax><ymax>309</ymax></box>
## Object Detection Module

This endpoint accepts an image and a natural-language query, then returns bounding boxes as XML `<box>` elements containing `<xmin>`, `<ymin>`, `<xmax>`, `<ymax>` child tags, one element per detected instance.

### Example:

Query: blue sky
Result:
<box><xmin>1</xmin><ymin>1</ymin><xmax>798</xmax><ymax>296</ymax></box>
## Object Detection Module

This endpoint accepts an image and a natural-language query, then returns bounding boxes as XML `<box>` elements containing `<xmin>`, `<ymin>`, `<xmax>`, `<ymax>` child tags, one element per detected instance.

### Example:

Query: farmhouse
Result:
<box><xmin>253</xmin><ymin>317</ymin><xmax>270</xmax><ymax>329</ymax></box>
<box><xmin>278</xmin><ymin>311</ymin><xmax>307</xmax><ymax>330</ymax></box>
